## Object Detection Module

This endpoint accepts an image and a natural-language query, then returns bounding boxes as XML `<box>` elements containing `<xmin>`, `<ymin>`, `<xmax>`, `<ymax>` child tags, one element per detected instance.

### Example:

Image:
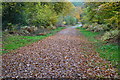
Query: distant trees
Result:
<box><xmin>2</xmin><ymin>2</ymin><xmax>75</xmax><ymax>30</ymax></box>
<box><xmin>64</xmin><ymin>16</ymin><xmax>77</xmax><ymax>25</ymax></box>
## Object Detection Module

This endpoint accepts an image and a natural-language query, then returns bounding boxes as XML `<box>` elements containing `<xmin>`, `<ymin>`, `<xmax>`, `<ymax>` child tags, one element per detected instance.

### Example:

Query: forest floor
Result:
<box><xmin>2</xmin><ymin>26</ymin><xmax>119</xmax><ymax>79</ymax></box>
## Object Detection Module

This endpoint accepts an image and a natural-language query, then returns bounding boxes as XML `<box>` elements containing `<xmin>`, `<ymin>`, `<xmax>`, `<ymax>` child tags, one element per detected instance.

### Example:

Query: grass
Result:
<box><xmin>77</xmin><ymin>27</ymin><xmax>119</xmax><ymax>70</ymax></box>
<box><xmin>77</xmin><ymin>27</ymin><xmax>100</xmax><ymax>42</ymax></box>
<box><xmin>2</xmin><ymin>27</ymin><xmax>65</xmax><ymax>55</ymax></box>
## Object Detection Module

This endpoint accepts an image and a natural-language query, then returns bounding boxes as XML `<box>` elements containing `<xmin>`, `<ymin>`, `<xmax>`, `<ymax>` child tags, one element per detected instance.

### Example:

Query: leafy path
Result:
<box><xmin>2</xmin><ymin>27</ymin><xmax>119</xmax><ymax>79</ymax></box>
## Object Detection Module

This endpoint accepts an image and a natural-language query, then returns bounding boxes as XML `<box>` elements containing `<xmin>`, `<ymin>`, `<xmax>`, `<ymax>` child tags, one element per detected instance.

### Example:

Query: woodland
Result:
<box><xmin>1</xmin><ymin>1</ymin><xmax>120</xmax><ymax>79</ymax></box>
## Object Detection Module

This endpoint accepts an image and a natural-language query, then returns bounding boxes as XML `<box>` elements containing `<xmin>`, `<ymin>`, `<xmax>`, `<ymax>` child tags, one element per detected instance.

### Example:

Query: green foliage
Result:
<box><xmin>64</xmin><ymin>16</ymin><xmax>77</xmax><ymax>25</ymax></box>
<box><xmin>33</xmin><ymin>3</ymin><xmax>58</xmax><ymax>27</ymax></box>
<box><xmin>81</xmin><ymin>2</ymin><xmax>119</xmax><ymax>42</ymax></box>
<box><xmin>52</xmin><ymin>2</ymin><xmax>71</xmax><ymax>15</ymax></box>
<box><xmin>2</xmin><ymin>2</ymin><xmax>26</xmax><ymax>29</ymax></box>
<box><xmin>81</xmin><ymin>2</ymin><xmax>120</xmax><ymax>30</ymax></box>
<box><xmin>2</xmin><ymin>2</ymin><xmax>74</xmax><ymax>30</ymax></box>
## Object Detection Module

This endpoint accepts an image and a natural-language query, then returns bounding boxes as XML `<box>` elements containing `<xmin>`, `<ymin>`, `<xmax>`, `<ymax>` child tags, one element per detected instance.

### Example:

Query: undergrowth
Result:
<box><xmin>2</xmin><ymin>27</ymin><xmax>65</xmax><ymax>55</ymax></box>
<box><xmin>77</xmin><ymin>27</ymin><xmax>119</xmax><ymax>71</ymax></box>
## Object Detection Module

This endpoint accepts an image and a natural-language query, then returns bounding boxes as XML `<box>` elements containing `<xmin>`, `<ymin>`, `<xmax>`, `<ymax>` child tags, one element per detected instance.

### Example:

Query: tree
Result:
<box><xmin>81</xmin><ymin>2</ymin><xmax>120</xmax><ymax>30</ymax></box>
<box><xmin>2</xmin><ymin>2</ymin><xmax>75</xmax><ymax>30</ymax></box>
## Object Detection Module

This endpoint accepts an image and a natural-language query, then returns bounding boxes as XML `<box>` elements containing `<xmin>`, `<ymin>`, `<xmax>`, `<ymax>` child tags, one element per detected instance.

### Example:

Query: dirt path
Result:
<box><xmin>2</xmin><ymin>27</ymin><xmax>118</xmax><ymax>79</ymax></box>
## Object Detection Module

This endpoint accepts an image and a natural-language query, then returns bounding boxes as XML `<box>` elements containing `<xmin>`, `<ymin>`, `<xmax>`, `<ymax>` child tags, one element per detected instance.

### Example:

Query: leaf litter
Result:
<box><xmin>2</xmin><ymin>27</ymin><xmax>119</xmax><ymax>79</ymax></box>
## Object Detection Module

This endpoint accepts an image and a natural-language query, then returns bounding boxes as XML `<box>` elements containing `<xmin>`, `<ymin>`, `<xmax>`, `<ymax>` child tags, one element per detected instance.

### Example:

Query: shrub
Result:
<box><xmin>101</xmin><ymin>29</ymin><xmax>120</xmax><ymax>41</ymax></box>
<box><xmin>82</xmin><ymin>24</ymin><xmax>89</xmax><ymax>28</ymax></box>
<box><xmin>46</xmin><ymin>24</ymin><xmax>56</xmax><ymax>30</ymax></box>
<box><xmin>83</xmin><ymin>23</ymin><xmax>110</xmax><ymax>32</ymax></box>
<box><xmin>21</xmin><ymin>26</ymin><xmax>38</xmax><ymax>33</ymax></box>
